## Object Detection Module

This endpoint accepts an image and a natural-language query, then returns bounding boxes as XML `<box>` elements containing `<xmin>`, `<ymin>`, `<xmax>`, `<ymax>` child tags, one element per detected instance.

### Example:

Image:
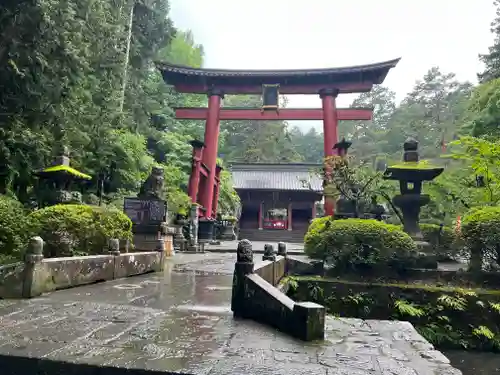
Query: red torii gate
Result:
<box><xmin>157</xmin><ymin>59</ymin><xmax>400</xmax><ymax>218</ymax></box>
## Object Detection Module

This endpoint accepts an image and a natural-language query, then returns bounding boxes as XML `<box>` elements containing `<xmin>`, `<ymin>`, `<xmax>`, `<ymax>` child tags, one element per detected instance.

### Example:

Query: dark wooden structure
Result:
<box><xmin>157</xmin><ymin>59</ymin><xmax>400</xmax><ymax>218</ymax></box>
<box><xmin>231</xmin><ymin>163</ymin><xmax>322</xmax><ymax>241</ymax></box>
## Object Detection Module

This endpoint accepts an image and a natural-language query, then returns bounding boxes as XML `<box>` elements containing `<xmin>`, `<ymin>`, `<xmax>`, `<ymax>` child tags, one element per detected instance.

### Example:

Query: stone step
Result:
<box><xmin>238</xmin><ymin>229</ymin><xmax>306</xmax><ymax>243</ymax></box>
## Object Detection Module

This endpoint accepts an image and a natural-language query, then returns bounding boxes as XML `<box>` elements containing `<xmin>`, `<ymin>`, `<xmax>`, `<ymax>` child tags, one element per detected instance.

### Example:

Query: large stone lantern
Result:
<box><xmin>383</xmin><ymin>138</ymin><xmax>444</xmax><ymax>241</ymax></box>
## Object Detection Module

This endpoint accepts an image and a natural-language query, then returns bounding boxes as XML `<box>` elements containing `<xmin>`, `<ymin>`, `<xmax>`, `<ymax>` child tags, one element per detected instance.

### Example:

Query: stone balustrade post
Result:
<box><xmin>108</xmin><ymin>238</ymin><xmax>120</xmax><ymax>256</ymax></box>
<box><xmin>277</xmin><ymin>242</ymin><xmax>287</xmax><ymax>257</ymax></box>
<box><xmin>262</xmin><ymin>243</ymin><xmax>276</xmax><ymax>261</ymax></box>
<box><xmin>231</xmin><ymin>239</ymin><xmax>254</xmax><ymax>318</ymax></box>
<box><xmin>22</xmin><ymin>236</ymin><xmax>45</xmax><ymax>298</ymax></box>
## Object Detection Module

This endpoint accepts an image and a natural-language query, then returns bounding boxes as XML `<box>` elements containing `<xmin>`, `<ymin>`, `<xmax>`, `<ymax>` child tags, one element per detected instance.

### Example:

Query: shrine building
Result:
<box><xmin>230</xmin><ymin>163</ymin><xmax>322</xmax><ymax>242</ymax></box>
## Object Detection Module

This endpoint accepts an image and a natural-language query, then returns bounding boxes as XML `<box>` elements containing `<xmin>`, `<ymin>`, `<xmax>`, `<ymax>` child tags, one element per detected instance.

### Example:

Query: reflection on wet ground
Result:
<box><xmin>0</xmin><ymin>253</ymin><xmax>462</xmax><ymax>374</ymax></box>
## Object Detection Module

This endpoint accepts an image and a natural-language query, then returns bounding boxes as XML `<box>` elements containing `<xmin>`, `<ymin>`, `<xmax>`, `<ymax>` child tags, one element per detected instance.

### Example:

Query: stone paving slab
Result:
<box><xmin>0</xmin><ymin>253</ymin><xmax>461</xmax><ymax>374</ymax></box>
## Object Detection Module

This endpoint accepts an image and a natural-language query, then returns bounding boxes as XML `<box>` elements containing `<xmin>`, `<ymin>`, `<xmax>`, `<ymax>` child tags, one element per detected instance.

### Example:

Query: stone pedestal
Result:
<box><xmin>22</xmin><ymin>237</ymin><xmax>45</xmax><ymax>298</ymax></box>
<box><xmin>293</xmin><ymin>302</ymin><xmax>326</xmax><ymax>341</ymax></box>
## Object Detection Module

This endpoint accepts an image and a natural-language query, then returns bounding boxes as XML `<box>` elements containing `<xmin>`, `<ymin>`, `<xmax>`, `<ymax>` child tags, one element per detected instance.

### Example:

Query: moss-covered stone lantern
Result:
<box><xmin>34</xmin><ymin>146</ymin><xmax>91</xmax><ymax>206</ymax></box>
<box><xmin>383</xmin><ymin>138</ymin><xmax>444</xmax><ymax>241</ymax></box>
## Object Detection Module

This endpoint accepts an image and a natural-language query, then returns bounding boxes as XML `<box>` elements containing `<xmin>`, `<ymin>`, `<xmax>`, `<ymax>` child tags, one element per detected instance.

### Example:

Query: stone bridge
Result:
<box><xmin>0</xmin><ymin>253</ymin><xmax>461</xmax><ymax>375</ymax></box>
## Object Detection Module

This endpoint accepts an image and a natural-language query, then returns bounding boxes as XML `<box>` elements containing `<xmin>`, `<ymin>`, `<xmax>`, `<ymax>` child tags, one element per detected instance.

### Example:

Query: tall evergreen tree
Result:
<box><xmin>479</xmin><ymin>0</ymin><xmax>500</xmax><ymax>83</ymax></box>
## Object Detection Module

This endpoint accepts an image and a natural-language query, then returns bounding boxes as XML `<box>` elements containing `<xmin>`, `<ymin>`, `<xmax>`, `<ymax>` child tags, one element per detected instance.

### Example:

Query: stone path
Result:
<box><xmin>0</xmin><ymin>253</ymin><xmax>461</xmax><ymax>374</ymax></box>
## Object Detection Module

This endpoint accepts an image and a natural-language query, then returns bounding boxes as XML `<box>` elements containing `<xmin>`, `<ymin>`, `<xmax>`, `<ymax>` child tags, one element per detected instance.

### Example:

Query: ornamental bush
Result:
<box><xmin>304</xmin><ymin>216</ymin><xmax>334</xmax><ymax>259</ymax></box>
<box><xmin>29</xmin><ymin>204</ymin><xmax>132</xmax><ymax>258</ymax></box>
<box><xmin>462</xmin><ymin>206</ymin><xmax>500</xmax><ymax>271</ymax></box>
<box><xmin>304</xmin><ymin>218</ymin><xmax>416</xmax><ymax>271</ymax></box>
<box><xmin>0</xmin><ymin>195</ymin><xmax>31</xmax><ymax>263</ymax></box>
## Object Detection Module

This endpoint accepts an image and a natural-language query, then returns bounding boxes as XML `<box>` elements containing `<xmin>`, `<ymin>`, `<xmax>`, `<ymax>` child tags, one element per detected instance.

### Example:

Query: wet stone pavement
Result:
<box><xmin>0</xmin><ymin>253</ymin><xmax>461</xmax><ymax>374</ymax></box>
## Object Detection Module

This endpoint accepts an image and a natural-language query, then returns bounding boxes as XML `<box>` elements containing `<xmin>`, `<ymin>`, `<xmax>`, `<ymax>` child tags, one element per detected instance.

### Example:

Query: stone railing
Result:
<box><xmin>0</xmin><ymin>236</ymin><xmax>168</xmax><ymax>299</ymax></box>
<box><xmin>231</xmin><ymin>240</ymin><xmax>325</xmax><ymax>341</ymax></box>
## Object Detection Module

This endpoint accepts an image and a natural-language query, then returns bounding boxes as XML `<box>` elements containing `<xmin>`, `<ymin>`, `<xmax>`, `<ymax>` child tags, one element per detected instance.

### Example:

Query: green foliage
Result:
<box><xmin>394</xmin><ymin>300</ymin><xmax>425</xmax><ymax>318</ymax></box>
<box><xmin>462</xmin><ymin>206</ymin><xmax>500</xmax><ymax>270</ymax></box>
<box><xmin>304</xmin><ymin>218</ymin><xmax>416</xmax><ymax>270</ymax></box>
<box><xmin>219</xmin><ymin>95</ymin><xmax>302</xmax><ymax>163</ymax></box>
<box><xmin>303</xmin><ymin>216</ymin><xmax>334</xmax><ymax>259</ymax></box>
<box><xmin>419</xmin><ymin>223</ymin><xmax>456</xmax><ymax>255</ymax></box>
<box><xmin>466</xmin><ymin>79</ymin><xmax>500</xmax><ymax>137</ymax></box>
<box><xmin>323</xmin><ymin>156</ymin><xmax>398</xmax><ymax>219</ymax></box>
<box><xmin>448</xmin><ymin>137</ymin><xmax>500</xmax><ymax>205</ymax></box>
<box><xmin>29</xmin><ymin>204</ymin><xmax>132</xmax><ymax>257</ymax></box>
<box><xmin>0</xmin><ymin>195</ymin><xmax>31</xmax><ymax>263</ymax></box>
<box><xmin>0</xmin><ymin>1</ymin><xmax>241</xmax><ymax>214</ymax></box>
<box><xmin>478</xmin><ymin>0</ymin><xmax>500</xmax><ymax>83</ymax></box>
<box><xmin>288</xmin><ymin>277</ymin><xmax>500</xmax><ymax>351</ymax></box>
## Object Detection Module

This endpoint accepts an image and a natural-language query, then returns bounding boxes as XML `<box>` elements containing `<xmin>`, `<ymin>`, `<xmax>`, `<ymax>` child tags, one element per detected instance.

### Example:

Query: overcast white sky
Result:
<box><xmin>169</xmin><ymin>0</ymin><xmax>495</xmax><ymax>130</ymax></box>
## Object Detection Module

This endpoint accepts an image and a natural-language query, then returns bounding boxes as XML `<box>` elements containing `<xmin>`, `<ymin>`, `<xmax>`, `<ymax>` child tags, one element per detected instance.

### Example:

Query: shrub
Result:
<box><xmin>0</xmin><ymin>195</ymin><xmax>31</xmax><ymax>263</ymax></box>
<box><xmin>304</xmin><ymin>218</ymin><xmax>417</xmax><ymax>271</ymax></box>
<box><xmin>29</xmin><ymin>204</ymin><xmax>132</xmax><ymax>257</ymax></box>
<box><xmin>462</xmin><ymin>206</ymin><xmax>500</xmax><ymax>270</ymax></box>
<box><xmin>304</xmin><ymin>216</ymin><xmax>334</xmax><ymax>259</ymax></box>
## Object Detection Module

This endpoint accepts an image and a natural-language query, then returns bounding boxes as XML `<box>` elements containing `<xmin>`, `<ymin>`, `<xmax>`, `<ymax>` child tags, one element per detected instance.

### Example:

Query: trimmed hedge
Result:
<box><xmin>462</xmin><ymin>206</ymin><xmax>500</xmax><ymax>271</ymax></box>
<box><xmin>0</xmin><ymin>195</ymin><xmax>31</xmax><ymax>263</ymax></box>
<box><xmin>304</xmin><ymin>218</ymin><xmax>417</xmax><ymax>271</ymax></box>
<box><xmin>29</xmin><ymin>204</ymin><xmax>132</xmax><ymax>258</ymax></box>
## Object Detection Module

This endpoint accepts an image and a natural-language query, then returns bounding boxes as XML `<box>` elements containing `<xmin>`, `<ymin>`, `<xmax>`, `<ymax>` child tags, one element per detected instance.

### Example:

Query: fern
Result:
<box><xmin>472</xmin><ymin>325</ymin><xmax>495</xmax><ymax>340</ymax></box>
<box><xmin>437</xmin><ymin>294</ymin><xmax>467</xmax><ymax>311</ymax></box>
<box><xmin>343</xmin><ymin>293</ymin><xmax>367</xmax><ymax>305</ymax></box>
<box><xmin>437</xmin><ymin>315</ymin><xmax>450</xmax><ymax>323</ymax></box>
<box><xmin>455</xmin><ymin>288</ymin><xmax>477</xmax><ymax>297</ymax></box>
<box><xmin>394</xmin><ymin>300</ymin><xmax>425</xmax><ymax>317</ymax></box>
<box><xmin>489</xmin><ymin>302</ymin><xmax>500</xmax><ymax>314</ymax></box>
<box><xmin>282</xmin><ymin>276</ymin><xmax>298</xmax><ymax>291</ymax></box>
<box><xmin>419</xmin><ymin>324</ymin><xmax>449</xmax><ymax>345</ymax></box>
<box><xmin>308</xmin><ymin>283</ymin><xmax>323</xmax><ymax>299</ymax></box>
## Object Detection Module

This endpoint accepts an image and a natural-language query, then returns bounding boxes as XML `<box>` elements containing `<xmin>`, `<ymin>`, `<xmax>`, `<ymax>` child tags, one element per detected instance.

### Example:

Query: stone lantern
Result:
<box><xmin>383</xmin><ymin>138</ymin><xmax>444</xmax><ymax>242</ymax></box>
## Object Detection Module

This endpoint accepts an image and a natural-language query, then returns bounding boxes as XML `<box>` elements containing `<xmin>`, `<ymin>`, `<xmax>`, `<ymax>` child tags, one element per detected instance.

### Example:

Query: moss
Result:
<box><xmin>38</xmin><ymin>165</ymin><xmax>91</xmax><ymax>180</ymax></box>
<box><xmin>387</xmin><ymin>161</ymin><xmax>440</xmax><ymax>170</ymax></box>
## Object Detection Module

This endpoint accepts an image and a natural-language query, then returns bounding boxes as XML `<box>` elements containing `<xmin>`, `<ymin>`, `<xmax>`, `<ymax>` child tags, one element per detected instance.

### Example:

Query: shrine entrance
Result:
<box><xmin>263</xmin><ymin>209</ymin><xmax>288</xmax><ymax>231</ymax></box>
<box><xmin>157</xmin><ymin>59</ymin><xmax>400</xmax><ymax>219</ymax></box>
<box><xmin>230</xmin><ymin>163</ymin><xmax>321</xmax><ymax>242</ymax></box>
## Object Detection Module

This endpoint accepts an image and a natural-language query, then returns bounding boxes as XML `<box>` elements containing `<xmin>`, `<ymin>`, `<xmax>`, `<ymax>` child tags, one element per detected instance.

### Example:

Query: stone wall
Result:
<box><xmin>231</xmin><ymin>240</ymin><xmax>325</xmax><ymax>341</ymax></box>
<box><xmin>288</xmin><ymin>276</ymin><xmax>500</xmax><ymax>352</ymax></box>
<box><xmin>0</xmin><ymin>262</ymin><xmax>25</xmax><ymax>298</ymax></box>
<box><xmin>0</xmin><ymin>237</ymin><xmax>166</xmax><ymax>299</ymax></box>
<box><xmin>253</xmin><ymin>257</ymin><xmax>286</xmax><ymax>286</ymax></box>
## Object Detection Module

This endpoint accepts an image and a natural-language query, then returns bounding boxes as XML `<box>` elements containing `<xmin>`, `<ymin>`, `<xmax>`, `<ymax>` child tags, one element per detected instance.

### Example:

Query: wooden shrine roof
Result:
<box><xmin>156</xmin><ymin>58</ymin><xmax>401</xmax><ymax>94</ymax></box>
<box><xmin>230</xmin><ymin>163</ymin><xmax>322</xmax><ymax>192</ymax></box>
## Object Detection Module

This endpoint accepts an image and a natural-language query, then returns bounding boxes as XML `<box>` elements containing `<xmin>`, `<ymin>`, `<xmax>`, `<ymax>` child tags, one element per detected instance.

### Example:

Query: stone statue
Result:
<box><xmin>263</xmin><ymin>243</ymin><xmax>276</xmax><ymax>261</ymax></box>
<box><xmin>139</xmin><ymin>166</ymin><xmax>165</xmax><ymax>199</ymax></box>
<box><xmin>236</xmin><ymin>239</ymin><xmax>253</xmax><ymax>263</ymax></box>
